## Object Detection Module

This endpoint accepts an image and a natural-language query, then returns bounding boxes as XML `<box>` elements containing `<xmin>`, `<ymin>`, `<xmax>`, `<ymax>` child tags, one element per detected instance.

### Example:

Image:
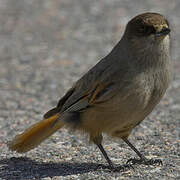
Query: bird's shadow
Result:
<box><xmin>0</xmin><ymin>157</ymin><xmax>106</xmax><ymax>179</ymax></box>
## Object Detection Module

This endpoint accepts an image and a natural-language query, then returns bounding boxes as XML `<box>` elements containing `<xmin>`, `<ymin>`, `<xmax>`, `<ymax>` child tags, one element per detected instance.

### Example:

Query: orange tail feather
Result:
<box><xmin>8</xmin><ymin>113</ymin><xmax>63</xmax><ymax>153</ymax></box>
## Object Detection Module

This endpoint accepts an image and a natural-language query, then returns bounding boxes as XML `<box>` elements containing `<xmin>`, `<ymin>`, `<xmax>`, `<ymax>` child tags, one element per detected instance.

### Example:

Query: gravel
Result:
<box><xmin>0</xmin><ymin>0</ymin><xmax>179</xmax><ymax>179</ymax></box>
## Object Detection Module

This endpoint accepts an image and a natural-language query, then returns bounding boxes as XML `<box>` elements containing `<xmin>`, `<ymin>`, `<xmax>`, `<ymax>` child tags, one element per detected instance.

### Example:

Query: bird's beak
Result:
<box><xmin>155</xmin><ymin>28</ymin><xmax>171</xmax><ymax>37</ymax></box>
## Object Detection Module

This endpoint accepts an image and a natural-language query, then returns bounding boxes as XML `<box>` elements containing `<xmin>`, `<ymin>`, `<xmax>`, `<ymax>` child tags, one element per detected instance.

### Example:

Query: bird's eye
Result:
<box><xmin>139</xmin><ymin>25</ymin><xmax>147</xmax><ymax>32</ymax></box>
<box><xmin>138</xmin><ymin>25</ymin><xmax>155</xmax><ymax>36</ymax></box>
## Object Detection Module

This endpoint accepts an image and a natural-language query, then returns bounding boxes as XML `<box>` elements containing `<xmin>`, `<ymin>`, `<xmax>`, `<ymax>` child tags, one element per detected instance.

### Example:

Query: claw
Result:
<box><xmin>126</xmin><ymin>158</ymin><xmax>136</xmax><ymax>164</ymax></box>
<box><xmin>110</xmin><ymin>164</ymin><xmax>134</xmax><ymax>172</ymax></box>
<box><xmin>126</xmin><ymin>158</ymin><xmax>163</xmax><ymax>166</ymax></box>
<box><xmin>147</xmin><ymin>159</ymin><xmax>163</xmax><ymax>165</ymax></box>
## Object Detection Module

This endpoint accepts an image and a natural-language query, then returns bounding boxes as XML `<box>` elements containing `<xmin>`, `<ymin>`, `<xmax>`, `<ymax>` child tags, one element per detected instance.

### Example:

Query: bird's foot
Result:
<box><xmin>110</xmin><ymin>164</ymin><xmax>134</xmax><ymax>172</ymax></box>
<box><xmin>97</xmin><ymin>163</ymin><xmax>133</xmax><ymax>172</ymax></box>
<box><xmin>126</xmin><ymin>157</ymin><xmax>163</xmax><ymax>166</ymax></box>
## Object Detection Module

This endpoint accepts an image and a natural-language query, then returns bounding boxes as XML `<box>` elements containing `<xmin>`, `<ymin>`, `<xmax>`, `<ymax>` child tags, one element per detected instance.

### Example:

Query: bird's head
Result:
<box><xmin>124</xmin><ymin>12</ymin><xmax>170</xmax><ymax>54</ymax></box>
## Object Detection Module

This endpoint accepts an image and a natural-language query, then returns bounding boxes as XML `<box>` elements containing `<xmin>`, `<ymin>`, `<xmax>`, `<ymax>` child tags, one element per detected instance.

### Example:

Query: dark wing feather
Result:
<box><xmin>43</xmin><ymin>87</ymin><xmax>75</xmax><ymax>118</ymax></box>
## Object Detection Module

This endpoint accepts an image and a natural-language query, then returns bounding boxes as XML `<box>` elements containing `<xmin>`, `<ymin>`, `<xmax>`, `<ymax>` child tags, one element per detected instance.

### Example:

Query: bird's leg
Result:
<box><xmin>91</xmin><ymin>134</ymin><xmax>133</xmax><ymax>171</ymax></box>
<box><xmin>96</xmin><ymin>143</ymin><xmax>114</xmax><ymax>169</ymax></box>
<box><xmin>96</xmin><ymin>143</ymin><xmax>133</xmax><ymax>171</ymax></box>
<box><xmin>123</xmin><ymin>138</ymin><xmax>162</xmax><ymax>165</ymax></box>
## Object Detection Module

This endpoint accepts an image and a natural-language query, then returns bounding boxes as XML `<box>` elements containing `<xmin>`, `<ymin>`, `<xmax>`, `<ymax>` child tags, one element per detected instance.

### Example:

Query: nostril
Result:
<box><xmin>162</xmin><ymin>28</ymin><xmax>171</xmax><ymax>34</ymax></box>
<box><xmin>155</xmin><ymin>28</ymin><xmax>171</xmax><ymax>36</ymax></box>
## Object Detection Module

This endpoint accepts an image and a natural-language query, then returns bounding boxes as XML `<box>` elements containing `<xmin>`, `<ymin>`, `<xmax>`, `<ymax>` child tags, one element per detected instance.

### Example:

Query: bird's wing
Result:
<box><xmin>43</xmin><ymin>87</ymin><xmax>75</xmax><ymax>119</ymax></box>
<box><xmin>62</xmin><ymin>81</ymin><xmax>116</xmax><ymax>113</ymax></box>
<box><xmin>60</xmin><ymin>55</ymin><xmax>122</xmax><ymax>112</ymax></box>
<box><xmin>44</xmin><ymin>49</ymin><xmax>127</xmax><ymax>117</ymax></box>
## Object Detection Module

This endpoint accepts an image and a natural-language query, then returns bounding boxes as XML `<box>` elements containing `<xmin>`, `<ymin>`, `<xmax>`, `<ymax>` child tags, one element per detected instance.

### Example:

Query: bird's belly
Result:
<box><xmin>80</xmin><ymin>89</ymin><xmax>162</xmax><ymax>138</ymax></box>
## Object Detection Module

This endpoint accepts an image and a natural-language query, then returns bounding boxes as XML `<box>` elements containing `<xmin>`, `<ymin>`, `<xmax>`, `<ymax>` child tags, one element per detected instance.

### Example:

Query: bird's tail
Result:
<box><xmin>8</xmin><ymin>113</ymin><xmax>64</xmax><ymax>153</ymax></box>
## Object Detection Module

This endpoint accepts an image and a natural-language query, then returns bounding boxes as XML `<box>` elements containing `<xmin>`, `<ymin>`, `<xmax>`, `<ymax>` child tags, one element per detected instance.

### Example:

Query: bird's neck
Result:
<box><xmin>122</xmin><ymin>35</ymin><xmax>171</xmax><ymax>70</ymax></box>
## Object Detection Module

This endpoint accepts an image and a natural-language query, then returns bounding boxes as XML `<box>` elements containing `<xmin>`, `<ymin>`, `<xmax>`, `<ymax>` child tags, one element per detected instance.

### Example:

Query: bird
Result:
<box><xmin>8</xmin><ymin>12</ymin><xmax>172</xmax><ymax>171</ymax></box>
